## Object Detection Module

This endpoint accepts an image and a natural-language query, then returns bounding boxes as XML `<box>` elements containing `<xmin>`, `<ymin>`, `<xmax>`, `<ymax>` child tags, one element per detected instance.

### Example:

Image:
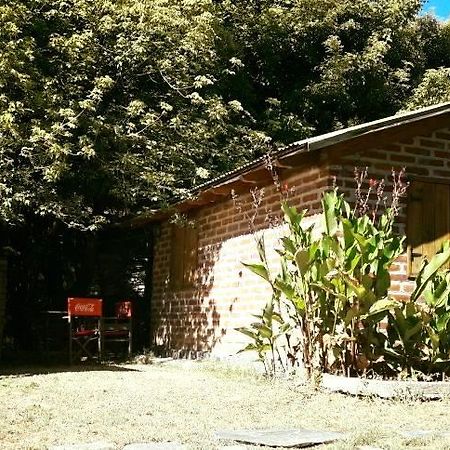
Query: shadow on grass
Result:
<box><xmin>0</xmin><ymin>362</ymin><xmax>140</xmax><ymax>377</ymax></box>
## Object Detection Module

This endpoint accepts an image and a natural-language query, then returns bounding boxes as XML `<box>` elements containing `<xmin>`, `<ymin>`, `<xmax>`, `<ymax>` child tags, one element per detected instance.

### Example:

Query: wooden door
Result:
<box><xmin>407</xmin><ymin>181</ymin><xmax>450</xmax><ymax>276</ymax></box>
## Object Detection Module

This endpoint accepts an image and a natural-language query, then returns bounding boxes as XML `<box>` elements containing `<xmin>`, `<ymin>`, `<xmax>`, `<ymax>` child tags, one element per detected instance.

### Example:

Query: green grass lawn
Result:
<box><xmin>0</xmin><ymin>360</ymin><xmax>449</xmax><ymax>449</ymax></box>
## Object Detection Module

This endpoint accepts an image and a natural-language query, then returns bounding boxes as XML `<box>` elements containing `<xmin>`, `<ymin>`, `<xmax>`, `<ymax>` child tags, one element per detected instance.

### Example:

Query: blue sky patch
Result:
<box><xmin>422</xmin><ymin>0</ymin><xmax>450</xmax><ymax>20</ymax></box>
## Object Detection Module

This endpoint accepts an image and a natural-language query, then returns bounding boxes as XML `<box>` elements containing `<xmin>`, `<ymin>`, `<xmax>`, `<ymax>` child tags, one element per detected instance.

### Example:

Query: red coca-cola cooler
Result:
<box><xmin>67</xmin><ymin>297</ymin><xmax>103</xmax><ymax>363</ymax></box>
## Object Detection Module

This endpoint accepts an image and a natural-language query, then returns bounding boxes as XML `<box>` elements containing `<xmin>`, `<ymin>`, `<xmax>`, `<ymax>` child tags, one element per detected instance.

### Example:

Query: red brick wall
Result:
<box><xmin>151</xmin><ymin>127</ymin><xmax>450</xmax><ymax>358</ymax></box>
<box><xmin>332</xmin><ymin>127</ymin><xmax>450</xmax><ymax>301</ymax></box>
<box><xmin>151</xmin><ymin>165</ymin><xmax>330</xmax><ymax>358</ymax></box>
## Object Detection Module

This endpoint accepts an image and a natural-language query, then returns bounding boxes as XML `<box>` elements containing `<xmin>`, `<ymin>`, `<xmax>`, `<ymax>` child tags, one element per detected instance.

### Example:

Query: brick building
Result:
<box><xmin>133</xmin><ymin>103</ymin><xmax>450</xmax><ymax>360</ymax></box>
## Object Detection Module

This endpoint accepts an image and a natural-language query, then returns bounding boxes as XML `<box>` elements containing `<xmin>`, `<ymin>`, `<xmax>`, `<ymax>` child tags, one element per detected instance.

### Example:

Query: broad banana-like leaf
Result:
<box><xmin>258</xmin><ymin>324</ymin><xmax>273</xmax><ymax>339</ymax></box>
<box><xmin>436</xmin><ymin>311</ymin><xmax>450</xmax><ymax>333</ymax></box>
<box><xmin>367</xmin><ymin>298</ymin><xmax>400</xmax><ymax>316</ymax></box>
<box><xmin>411</xmin><ymin>245</ymin><xmax>450</xmax><ymax>301</ymax></box>
<box><xmin>404</xmin><ymin>321</ymin><xmax>423</xmax><ymax>342</ymax></box>
<box><xmin>424</xmin><ymin>273</ymin><xmax>450</xmax><ymax>308</ymax></box>
<box><xmin>274</xmin><ymin>278</ymin><xmax>296</xmax><ymax>300</ymax></box>
<box><xmin>236</xmin><ymin>327</ymin><xmax>258</xmax><ymax>340</ymax></box>
<box><xmin>311</xmin><ymin>282</ymin><xmax>348</xmax><ymax>304</ymax></box>
<box><xmin>281</xmin><ymin>202</ymin><xmax>304</xmax><ymax>229</ymax></box>
<box><xmin>271</xmin><ymin>312</ymin><xmax>284</xmax><ymax>323</ymax></box>
<box><xmin>375</xmin><ymin>270</ymin><xmax>391</xmax><ymax>297</ymax></box>
<box><xmin>354</xmin><ymin>233</ymin><xmax>368</xmax><ymax>253</ymax></box>
<box><xmin>322</xmin><ymin>191</ymin><xmax>339</xmax><ymax>236</ymax></box>
<box><xmin>393</xmin><ymin>307</ymin><xmax>407</xmax><ymax>334</ymax></box>
<box><xmin>342</xmin><ymin>218</ymin><xmax>355</xmax><ymax>248</ymax></box>
<box><xmin>433</xmin><ymin>357</ymin><xmax>450</xmax><ymax>364</ymax></box>
<box><xmin>237</xmin><ymin>343</ymin><xmax>258</xmax><ymax>354</ymax></box>
<box><xmin>255</xmin><ymin>235</ymin><xmax>267</xmax><ymax>265</ymax></box>
<box><xmin>383</xmin><ymin>237</ymin><xmax>403</xmax><ymax>262</ymax></box>
<box><xmin>293</xmin><ymin>297</ymin><xmax>306</xmax><ymax>312</ymax></box>
<box><xmin>405</xmin><ymin>301</ymin><xmax>417</xmax><ymax>318</ymax></box>
<box><xmin>294</xmin><ymin>249</ymin><xmax>310</xmax><ymax>276</ymax></box>
<box><xmin>263</xmin><ymin>302</ymin><xmax>274</xmax><ymax>323</ymax></box>
<box><xmin>242</xmin><ymin>262</ymin><xmax>270</xmax><ymax>282</ymax></box>
<box><xmin>346</xmin><ymin>248</ymin><xmax>361</xmax><ymax>273</ymax></box>
<box><xmin>340</xmin><ymin>272</ymin><xmax>376</xmax><ymax>304</ymax></box>
<box><xmin>426</xmin><ymin>326</ymin><xmax>440</xmax><ymax>351</ymax></box>
<box><xmin>343</xmin><ymin>199</ymin><xmax>352</xmax><ymax>218</ymax></box>
<box><xmin>344</xmin><ymin>306</ymin><xmax>359</xmax><ymax>325</ymax></box>
<box><xmin>280</xmin><ymin>237</ymin><xmax>297</xmax><ymax>257</ymax></box>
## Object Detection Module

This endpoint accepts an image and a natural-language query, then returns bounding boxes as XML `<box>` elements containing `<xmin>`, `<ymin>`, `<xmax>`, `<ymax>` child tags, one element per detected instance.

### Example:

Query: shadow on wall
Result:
<box><xmin>153</xmin><ymin>240</ymin><xmax>230</xmax><ymax>358</ymax></box>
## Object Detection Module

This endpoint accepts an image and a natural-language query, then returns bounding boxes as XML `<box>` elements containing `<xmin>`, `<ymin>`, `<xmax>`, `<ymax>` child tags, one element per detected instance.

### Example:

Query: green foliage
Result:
<box><xmin>1</xmin><ymin>0</ymin><xmax>448</xmax><ymax>229</ymax></box>
<box><xmin>385</xmin><ymin>245</ymin><xmax>450</xmax><ymax>376</ymax></box>
<box><xmin>237</xmin><ymin>299</ymin><xmax>289</xmax><ymax>376</ymax></box>
<box><xmin>217</xmin><ymin>0</ymin><xmax>440</xmax><ymax>134</ymax></box>
<box><xmin>239</xmin><ymin>187</ymin><xmax>450</xmax><ymax>379</ymax></box>
<box><xmin>275</xmin><ymin>191</ymin><xmax>404</xmax><ymax>376</ymax></box>
<box><xmin>403</xmin><ymin>68</ymin><xmax>450</xmax><ymax>111</ymax></box>
<box><xmin>0</xmin><ymin>0</ymin><xmax>271</xmax><ymax>229</ymax></box>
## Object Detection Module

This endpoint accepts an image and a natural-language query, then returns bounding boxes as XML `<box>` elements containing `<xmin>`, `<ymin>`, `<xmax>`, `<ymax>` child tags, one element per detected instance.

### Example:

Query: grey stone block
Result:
<box><xmin>122</xmin><ymin>444</ymin><xmax>187</xmax><ymax>450</ymax></box>
<box><xmin>401</xmin><ymin>430</ymin><xmax>450</xmax><ymax>439</ymax></box>
<box><xmin>49</xmin><ymin>443</ymin><xmax>115</xmax><ymax>450</ymax></box>
<box><xmin>218</xmin><ymin>446</ymin><xmax>247</xmax><ymax>450</ymax></box>
<box><xmin>215</xmin><ymin>429</ymin><xmax>346</xmax><ymax>448</ymax></box>
<box><xmin>322</xmin><ymin>373</ymin><xmax>450</xmax><ymax>400</ymax></box>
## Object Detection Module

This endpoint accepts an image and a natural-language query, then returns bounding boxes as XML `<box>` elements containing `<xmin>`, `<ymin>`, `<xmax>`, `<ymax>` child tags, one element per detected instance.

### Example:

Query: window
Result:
<box><xmin>407</xmin><ymin>180</ymin><xmax>450</xmax><ymax>276</ymax></box>
<box><xmin>170</xmin><ymin>224</ymin><xmax>198</xmax><ymax>290</ymax></box>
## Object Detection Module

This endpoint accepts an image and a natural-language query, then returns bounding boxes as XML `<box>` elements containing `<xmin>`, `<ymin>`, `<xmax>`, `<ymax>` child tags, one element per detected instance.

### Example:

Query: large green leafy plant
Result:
<box><xmin>239</xmin><ymin>175</ymin><xmax>450</xmax><ymax>379</ymax></box>
<box><xmin>384</xmin><ymin>244</ymin><xmax>450</xmax><ymax>377</ymax></box>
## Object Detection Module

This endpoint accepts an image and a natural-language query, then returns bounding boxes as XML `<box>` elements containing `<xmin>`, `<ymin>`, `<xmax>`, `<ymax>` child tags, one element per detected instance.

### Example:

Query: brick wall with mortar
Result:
<box><xmin>331</xmin><ymin>127</ymin><xmax>450</xmax><ymax>302</ymax></box>
<box><xmin>151</xmin><ymin>165</ymin><xmax>330</xmax><ymax>358</ymax></box>
<box><xmin>151</xmin><ymin>127</ymin><xmax>450</xmax><ymax>358</ymax></box>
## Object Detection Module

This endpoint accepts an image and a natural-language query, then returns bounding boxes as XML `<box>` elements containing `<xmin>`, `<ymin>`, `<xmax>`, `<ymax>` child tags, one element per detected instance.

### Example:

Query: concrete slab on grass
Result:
<box><xmin>49</xmin><ymin>443</ymin><xmax>115</xmax><ymax>450</ymax></box>
<box><xmin>322</xmin><ymin>373</ymin><xmax>450</xmax><ymax>400</ymax></box>
<box><xmin>356</xmin><ymin>446</ymin><xmax>384</xmax><ymax>450</ymax></box>
<box><xmin>401</xmin><ymin>430</ymin><xmax>450</xmax><ymax>439</ymax></box>
<box><xmin>215</xmin><ymin>429</ymin><xmax>346</xmax><ymax>448</ymax></box>
<box><xmin>123</xmin><ymin>444</ymin><xmax>187</xmax><ymax>450</ymax></box>
<box><xmin>218</xmin><ymin>446</ymin><xmax>247</xmax><ymax>450</ymax></box>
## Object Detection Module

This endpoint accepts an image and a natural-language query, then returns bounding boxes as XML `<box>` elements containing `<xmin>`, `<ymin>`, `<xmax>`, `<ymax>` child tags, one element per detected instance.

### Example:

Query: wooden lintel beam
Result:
<box><xmin>239</xmin><ymin>169</ymin><xmax>273</xmax><ymax>185</ymax></box>
<box><xmin>209</xmin><ymin>185</ymin><xmax>233</xmax><ymax>196</ymax></box>
<box><xmin>238</xmin><ymin>175</ymin><xmax>257</xmax><ymax>185</ymax></box>
<box><xmin>273</xmin><ymin>159</ymin><xmax>294</xmax><ymax>169</ymax></box>
<box><xmin>196</xmin><ymin>191</ymin><xmax>226</xmax><ymax>204</ymax></box>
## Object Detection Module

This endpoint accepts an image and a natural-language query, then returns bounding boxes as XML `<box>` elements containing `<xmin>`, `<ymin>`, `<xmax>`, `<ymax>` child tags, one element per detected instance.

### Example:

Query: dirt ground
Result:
<box><xmin>1</xmin><ymin>360</ymin><xmax>450</xmax><ymax>450</ymax></box>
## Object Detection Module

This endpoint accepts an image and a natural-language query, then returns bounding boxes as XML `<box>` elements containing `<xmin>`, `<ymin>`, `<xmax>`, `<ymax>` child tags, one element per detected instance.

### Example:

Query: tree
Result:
<box><xmin>402</xmin><ymin>20</ymin><xmax>450</xmax><ymax>110</ymax></box>
<box><xmin>0</xmin><ymin>0</ymin><xmax>271</xmax><ymax>230</ymax></box>
<box><xmin>1</xmin><ymin>0</ymin><xmax>445</xmax><ymax>230</ymax></box>
<box><xmin>403</xmin><ymin>67</ymin><xmax>450</xmax><ymax>110</ymax></box>
<box><xmin>215</xmin><ymin>0</ymin><xmax>428</xmax><ymax>135</ymax></box>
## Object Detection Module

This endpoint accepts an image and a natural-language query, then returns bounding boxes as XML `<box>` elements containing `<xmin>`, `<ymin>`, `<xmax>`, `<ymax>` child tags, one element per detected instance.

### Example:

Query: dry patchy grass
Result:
<box><xmin>0</xmin><ymin>360</ymin><xmax>449</xmax><ymax>449</ymax></box>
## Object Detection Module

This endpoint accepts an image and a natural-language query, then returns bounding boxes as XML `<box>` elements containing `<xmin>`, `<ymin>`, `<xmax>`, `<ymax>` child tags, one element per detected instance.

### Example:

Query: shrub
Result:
<box><xmin>238</xmin><ymin>174</ymin><xmax>450</xmax><ymax>379</ymax></box>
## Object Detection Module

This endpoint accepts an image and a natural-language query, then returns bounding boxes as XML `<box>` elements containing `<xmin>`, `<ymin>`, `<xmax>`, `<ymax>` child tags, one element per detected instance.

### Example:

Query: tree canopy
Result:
<box><xmin>0</xmin><ymin>0</ymin><xmax>449</xmax><ymax>229</ymax></box>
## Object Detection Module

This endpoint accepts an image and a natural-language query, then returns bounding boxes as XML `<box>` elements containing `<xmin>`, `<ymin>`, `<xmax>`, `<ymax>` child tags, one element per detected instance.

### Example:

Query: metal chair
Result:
<box><xmin>68</xmin><ymin>297</ymin><xmax>103</xmax><ymax>363</ymax></box>
<box><xmin>101</xmin><ymin>301</ymin><xmax>132</xmax><ymax>358</ymax></box>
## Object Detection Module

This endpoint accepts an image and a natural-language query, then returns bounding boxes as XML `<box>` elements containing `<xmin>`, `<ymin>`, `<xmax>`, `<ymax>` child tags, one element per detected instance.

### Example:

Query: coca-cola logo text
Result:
<box><xmin>74</xmin><ymin>303</ymin><xmax>95</xmax><ymax>313</ymax></box>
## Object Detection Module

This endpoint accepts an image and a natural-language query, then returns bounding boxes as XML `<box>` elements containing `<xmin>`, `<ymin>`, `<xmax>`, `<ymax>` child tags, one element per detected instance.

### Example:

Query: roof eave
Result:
<box><xmin>121</xmin><ymin>102</ymin><xmax>450</xmax><ymax>228</ymax></box>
